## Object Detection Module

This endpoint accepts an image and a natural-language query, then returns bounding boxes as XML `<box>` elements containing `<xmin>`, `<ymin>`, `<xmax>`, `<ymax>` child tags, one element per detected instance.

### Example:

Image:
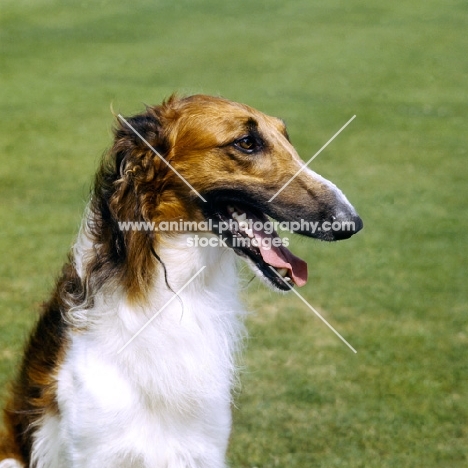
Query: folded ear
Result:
<box><xmin>113</xmin><ymin>109</ymin><xmax>169</xmax><ymax>182</ymax></box>
<box><xmin>86</xmin><ymin>105</ymin><xmax>173</xmax><ymax>303</ymax></box>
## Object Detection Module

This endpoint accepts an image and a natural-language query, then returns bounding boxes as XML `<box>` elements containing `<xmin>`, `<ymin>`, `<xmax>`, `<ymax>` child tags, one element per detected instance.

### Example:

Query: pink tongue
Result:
<box><xmin>253</xmin><ymin>227</ymin><xmax>308</xmax><ymax>287</ymax></box>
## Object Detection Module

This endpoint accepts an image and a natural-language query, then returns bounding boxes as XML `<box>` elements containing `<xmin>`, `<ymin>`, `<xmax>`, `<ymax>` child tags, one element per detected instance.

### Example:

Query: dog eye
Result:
<box><xmin>234</xmin><ymin>136</ymin><xmax>259</xmax><ymax>154</ymax></box>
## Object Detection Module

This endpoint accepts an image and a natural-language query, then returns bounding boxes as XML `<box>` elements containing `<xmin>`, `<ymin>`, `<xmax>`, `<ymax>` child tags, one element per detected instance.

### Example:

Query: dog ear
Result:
<box><xmin>87</xmin><ymin>105</ymin><xmax>175</xmax><ymax>303</ymax></box>
<box><xmin>114</xmin><ymin>109</ymin><xmax>169</xmax><ymax>182</ymax></box>
<box><xmin>108</xmin><ymin>104</ymin><xmax>176</xmax><ymax>220</ymax></box>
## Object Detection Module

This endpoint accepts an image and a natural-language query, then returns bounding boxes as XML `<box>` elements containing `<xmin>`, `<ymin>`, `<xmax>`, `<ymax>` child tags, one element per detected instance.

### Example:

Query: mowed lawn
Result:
<box><xmin>1</xmin><ymin>0</ymin><xmax>467</xmax><ymax>466</ymax></box>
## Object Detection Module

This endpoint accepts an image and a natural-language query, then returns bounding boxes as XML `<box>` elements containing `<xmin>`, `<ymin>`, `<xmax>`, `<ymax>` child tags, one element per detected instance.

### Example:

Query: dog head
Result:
<box><xmin>92</xmin><ymin>95</ymin><xmax>362</xmax><ymax>296</ymax></box>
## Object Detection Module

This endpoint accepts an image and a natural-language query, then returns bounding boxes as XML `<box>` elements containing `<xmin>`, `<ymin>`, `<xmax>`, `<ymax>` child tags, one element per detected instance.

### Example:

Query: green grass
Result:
<box><xmin>1</xmin><ymin>0</ymin><xmax>467</xmax><ymax>466</ymax></box>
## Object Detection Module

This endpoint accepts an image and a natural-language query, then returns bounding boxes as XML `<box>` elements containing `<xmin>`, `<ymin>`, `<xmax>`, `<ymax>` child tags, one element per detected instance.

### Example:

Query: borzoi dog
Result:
<box><xmin>0</xmin><ymin>95</ymin><xmax>362</xmax><ymax>467</ymax></box>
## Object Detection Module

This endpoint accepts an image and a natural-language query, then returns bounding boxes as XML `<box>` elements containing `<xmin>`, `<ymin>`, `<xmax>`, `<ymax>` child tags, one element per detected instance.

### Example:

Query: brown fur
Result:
<box><xmin>1</xmin><ymin>95</ymin><xmax>357</xmax><ymax>465</ymax></box>
<box><xmin>1</xmin><ymin>263</ymin><xmax>79</xmax><ymax>464</ymax></box>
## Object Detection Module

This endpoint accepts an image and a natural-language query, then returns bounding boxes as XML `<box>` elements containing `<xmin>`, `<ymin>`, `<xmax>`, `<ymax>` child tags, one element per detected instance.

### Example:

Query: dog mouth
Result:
<box><xmin>209</xmin><ymin>203</ymin><xmax>308</xmax><ymax>291</ymax></box>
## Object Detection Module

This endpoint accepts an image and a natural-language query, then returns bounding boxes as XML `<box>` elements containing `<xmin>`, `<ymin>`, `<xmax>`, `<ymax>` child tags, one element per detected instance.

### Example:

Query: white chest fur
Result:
<box><xmin>32</xmin><ymin>234</ymin><xmax>246</xmax><ymax>468</ymax></box>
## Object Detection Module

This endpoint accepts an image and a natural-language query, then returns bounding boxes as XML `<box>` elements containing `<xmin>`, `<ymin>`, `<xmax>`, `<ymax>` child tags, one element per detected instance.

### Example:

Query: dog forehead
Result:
<box><xmin>174</xmin><ymin>96</ymin><xmax>288</xmax><ymax>143</ymax></box>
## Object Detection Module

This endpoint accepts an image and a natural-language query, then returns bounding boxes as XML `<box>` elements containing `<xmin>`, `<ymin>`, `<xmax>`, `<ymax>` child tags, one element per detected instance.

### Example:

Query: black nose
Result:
<box><xmin>331</xmin><ymin>213</ymin><xmax>363</xmax><ymax>240</ymax></box>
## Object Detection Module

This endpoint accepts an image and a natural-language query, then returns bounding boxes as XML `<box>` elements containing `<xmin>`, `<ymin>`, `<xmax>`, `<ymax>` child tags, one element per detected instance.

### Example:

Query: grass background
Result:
<box><xmin>1</xmin><ymin>0</ymin><xmax>467</xmax><ymax>466</ymax></box>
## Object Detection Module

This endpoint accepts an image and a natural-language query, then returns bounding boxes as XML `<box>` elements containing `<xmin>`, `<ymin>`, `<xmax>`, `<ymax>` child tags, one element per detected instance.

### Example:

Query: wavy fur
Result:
<box><xmin>0</xmin><ymin>95</ymin><xmax>361</xmax><ymax>468</ymax></box>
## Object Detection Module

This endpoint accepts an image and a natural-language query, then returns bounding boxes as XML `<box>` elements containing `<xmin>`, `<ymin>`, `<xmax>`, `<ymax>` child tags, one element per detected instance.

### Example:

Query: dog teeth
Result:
<box><xmin>231</xmin><ymin>211</ymin><xmax>254</xmax><ymax>238</ymax></box>
<box><xmin>284</xmin><ymin>276</ymin><xmax>292</xmax><ymax>282</ymax></box>
<box><xmin>239</xmin><ymin>223</ymin><xmax>255</xmax><ymax>239</ymax></box>
<box><xmin>232</xmin><ymin>212</ymin><xmax>247</xmax><ymax>221</ymax></box>
<box><xmin>277</xmin><ymin>268</ymin><xmax>288</xmax><ymax>277</ymax></box>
